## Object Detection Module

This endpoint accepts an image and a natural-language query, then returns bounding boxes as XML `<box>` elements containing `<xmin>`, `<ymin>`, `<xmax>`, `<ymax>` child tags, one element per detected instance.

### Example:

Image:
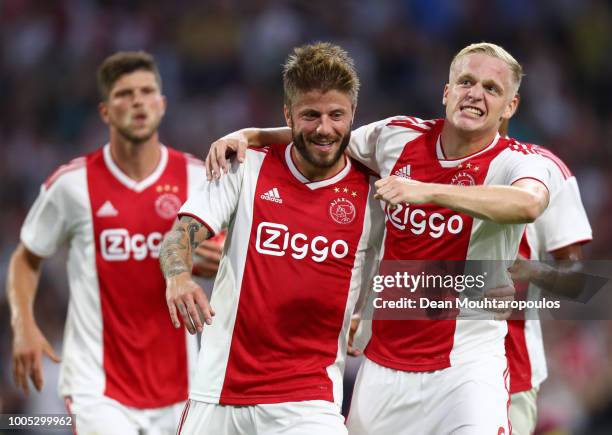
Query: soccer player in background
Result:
<box><xmin>7</xmin><ymin>51</ymin><xmax>211</xmax><ymax>435</ymax></box>
<box><xmin>160</xmin><ymin>42</ymin><xmax>383</xmax><ymax>435</ymax></box>
<box><xmin>204</xmin><ymin>42</ymin><xmax>560</xmax><ymax>434</ymax></box>
<box><xmin>499</xmin><ymin>119</ymin><xmax>592</xmax><ymax>435</ymax></box>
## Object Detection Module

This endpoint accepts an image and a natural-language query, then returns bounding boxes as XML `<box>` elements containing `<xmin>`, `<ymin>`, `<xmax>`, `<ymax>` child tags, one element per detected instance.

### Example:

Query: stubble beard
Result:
<box><xmin>292</xmin><ymin>127</ymin><xmax>351</xmax><ymax>169</ymax></box>
<box><xmin>115</xmin><ymin>116</ymin><xmax>161</xmax><ymax>144</ymax></box>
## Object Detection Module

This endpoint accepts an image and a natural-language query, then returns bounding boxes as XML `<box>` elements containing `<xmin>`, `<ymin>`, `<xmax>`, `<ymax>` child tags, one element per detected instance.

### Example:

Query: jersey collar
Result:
<box><xmin>285</xmin><ymin>143</ymin><xmax>352</xmax><ymax>190</ymax></box>
<box><xmin>103</xmin><ymin>143</ymin><xmax>168</xmax><ymax>192</ymax></box>
<box><xmin>436</xmin><ymin>133</ymin><xmax>500</xmax><ymax>168</ymax></box>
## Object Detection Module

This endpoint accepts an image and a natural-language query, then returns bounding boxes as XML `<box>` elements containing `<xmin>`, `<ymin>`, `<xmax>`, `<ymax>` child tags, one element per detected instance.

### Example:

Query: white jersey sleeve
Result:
<box><xmin>349</xmin><ymin>116</ymin><xmax>431</xmax><ymax>176</ymax></box>
<box><xmin>21</xmin><ymin>178</ymin><xmax>75</xmax><ymax>257</ymax></box>
<box><xmin>502</xmin><ymin>143</ymin><xmax>558</xmax><ymax>193</ymax></box>
<box><xmin>179</xmin><ymin>157</ymin><xmax>245</xmax><ymax>235</ymax></box>
<box><xmin>349</xmin><ymin>119</ymin><xmax>390</xmax><ymax>173</ymax></box>
<box><xmin>186</xmin><ymin>154</ymin><xmax>208</xmax><ymax>197</ymax></box>
<box><xmin>530</xmin><ymin>176</ymin><xmax>592</xmax><ymax>253</ymax></box>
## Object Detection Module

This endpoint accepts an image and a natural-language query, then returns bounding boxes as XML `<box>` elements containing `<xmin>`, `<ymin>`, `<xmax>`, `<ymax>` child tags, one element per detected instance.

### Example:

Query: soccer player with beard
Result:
<box><xmin>160</xmin><ymin>43</ymin><xmax>383</xmax><ymax>435</ymax></box>
<box><xmin>7</xmin><ymin>51</ymin><xmax>211</xmax><ymax>434</ymax></box>
<box><xmin>203</xmin><ymin>43</ymin><xmax>563</xmax><ymax>434</ymax></box>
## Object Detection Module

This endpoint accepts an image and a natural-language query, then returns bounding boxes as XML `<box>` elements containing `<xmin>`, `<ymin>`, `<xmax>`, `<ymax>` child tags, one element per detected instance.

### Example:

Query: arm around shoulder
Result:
<box><xmin>205</xmin><ymin>127</ymin><xmax>290</xmax><ymax>179</ymax></box>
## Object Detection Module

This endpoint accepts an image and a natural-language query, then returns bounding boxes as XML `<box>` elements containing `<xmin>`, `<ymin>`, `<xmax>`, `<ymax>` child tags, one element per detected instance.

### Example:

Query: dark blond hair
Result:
<box><xmin>97</xmin><ymin>51</ymin><xmax>161</xmax><ymax>101</ymax></box>
<box><xmin>283</xmin><ymin>42</ymin><xmax>360</xmax><ymax>108</ymax></box>
<box><xmin>451</xmin><ymin>42</ymin><xmax>523</xmax><ymax>93</ymax></box>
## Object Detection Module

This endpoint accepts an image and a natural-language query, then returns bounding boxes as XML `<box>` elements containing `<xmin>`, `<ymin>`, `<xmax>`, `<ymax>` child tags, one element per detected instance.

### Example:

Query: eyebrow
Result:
<box><xmin>457</xmin><ymin>73</ymin><xmax>504</xmax><ymax>92</ymax></box>
<box><xmin>112</xmin><ymin>84</ymin><xmax>157</xmax><ymax>95</ymax></box>
<box><xmin>298</xmin><ymin>106</ymin><xmax>348</xmax><ymax>115</ymax></box>
<box><xmin>112</xmin><ymin>87</ymin><xmax>132</xmax><ymax>95</ymax></box>
<box><xmin>482</xmin><ymin>79</ymin><xmax>503</xmax><ymax>92</ymax></box>
<box><xmin>298</xmin><ymin>108</ymin><xmax>321</xmax><ymax>115</ymax></box>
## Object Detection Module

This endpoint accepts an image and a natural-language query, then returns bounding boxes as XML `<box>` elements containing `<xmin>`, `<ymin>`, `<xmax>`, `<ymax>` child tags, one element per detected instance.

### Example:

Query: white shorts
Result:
<box><xmin>346</xmin><ymin>356</ymin><xmax>511</xmax><ymax>435</ymax></box>
<box><xmin>65</xmin><ymin>394</ymin><xmax>185</xmax><ymax>435</ymax></box>
<box><xmin>177</xmin><ymin>399</ymin><xmax>347</xmax><ymax>435</ymax></box>
<box><xmin>509</xmin><ymin>388</ymin><xmax>538</xmax><ymax>435</ymax></box>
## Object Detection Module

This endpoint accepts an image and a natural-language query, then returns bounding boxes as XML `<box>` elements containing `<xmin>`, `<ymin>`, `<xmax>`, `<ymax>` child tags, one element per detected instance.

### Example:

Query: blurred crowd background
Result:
<box><xmin>1</xmin><ymin>0</ymin><xmax>611</xmax><ymax>433</ymax></box>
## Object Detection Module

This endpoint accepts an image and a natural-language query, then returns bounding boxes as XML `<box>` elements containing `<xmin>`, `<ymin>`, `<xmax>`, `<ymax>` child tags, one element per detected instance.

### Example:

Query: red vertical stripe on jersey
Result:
<box><xmin>504</xmin><ymin>366</ymin><xmax>512</xmax><ymax>435</ymax></box>
<box><xmin>505</xmin><ymin>231</ymin><xmax>533</xmax><ymax>393</ymax></box>
<box><xmin>366</xmin><ymin>123</ymin><xmax>510</xmax><ymax>371</ymax></box>
<box><xmin>87</xmin><ymin>147</ymin><xmax>189</xmax><ymax>408</ymax></box>
<box><xmin>176</xmin><ymin>400</ymin><xmax>191</xmax><ymax>435</ymax></box>
<box><xmin>218</xmin><ymin>144</ymin><xmax>371</xmax><ymax>405</ymax></box>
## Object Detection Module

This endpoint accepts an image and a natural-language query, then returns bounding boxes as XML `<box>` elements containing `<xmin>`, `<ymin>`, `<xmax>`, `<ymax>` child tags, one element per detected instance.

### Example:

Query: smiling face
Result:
<box><xmin>284</xmin><ymin>89</ymin><xmax>353</xmax><ymax>178</ymax></box>
<box><xmin>443</xmin><ymin>52</ymin><xmax>519</xmax><ymax>139</ymax></box>
<box><xmin>99</xmin><ymin>70</ymin><xmax>166</xmax><ymax>144</ymax></box>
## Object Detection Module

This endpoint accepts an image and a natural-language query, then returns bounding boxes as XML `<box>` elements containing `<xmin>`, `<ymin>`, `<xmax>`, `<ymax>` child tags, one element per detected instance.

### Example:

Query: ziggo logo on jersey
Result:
<box><xmin>100</xmin><ymin>229</ymin><xmax>163</xmax><ymax>261</ymax></box>
<box><xmin>386</xmin><ymin>204</ymin><xmax>464</xmax><ymax>238</ymax></box>
<box><xmin>255</xmin><ymin>222</ymin><xmax>349</xmax><ymax>262</ymax></box>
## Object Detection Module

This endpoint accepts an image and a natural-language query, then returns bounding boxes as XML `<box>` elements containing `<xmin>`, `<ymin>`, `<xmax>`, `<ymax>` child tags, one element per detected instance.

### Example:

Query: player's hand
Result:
<box><xmin>166</xmin><ymin>272</ymin><xmax>215</xmax><ymax>334</ymax></box>
<box><xmin>12</xmin><ymin>320</ymin><xmax>60</xmax><ymax>395</ymax></box>
<box><xmin>205</xmin><ymin>131</ymin><xmax>249</xmax><ymax>180</ymax></box>
<box><xmin>374</xmin><ymin>176</ymin><xmax>432</xmax><ymax>206</ymax></box>
<box><xmin>482</xmin><ymin>284</ymin><xmax>515</xmax><ymax>320</ymax></box>
<box><xmin>193</xmin><ymin>239</ymin><xmax>223</xmax><ymax>279</ymax></box>
<box><xmin>507</xmin><ymin>255</ymin><xmax>534</xmax><ymax>283</ymax></box>
<box><xmin>347</xmin><ymin>318</ymin><xmax>362</xmax><ymax>357</ymax></box>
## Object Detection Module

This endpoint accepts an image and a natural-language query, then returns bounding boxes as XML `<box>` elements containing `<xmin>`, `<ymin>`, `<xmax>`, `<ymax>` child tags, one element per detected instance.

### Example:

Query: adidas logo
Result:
<box><xmin>96</xmin><ymin>200</ymin><xmax>119</xmax><ymax>217</ymax></box>
<box><xmin>393</xmin><ymin>165</ymin><xmax>411</xmax><ymax>179</ymax></box>
<box><xmin>260</xmin><ymin>188</ymin><xmax>283</xmax><ymax>204</ymax></box>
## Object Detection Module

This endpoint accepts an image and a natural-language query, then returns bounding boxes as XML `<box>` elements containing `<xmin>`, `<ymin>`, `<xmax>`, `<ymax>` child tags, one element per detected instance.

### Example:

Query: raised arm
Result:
<box><xmin>375</xmin><ymin>177</ymin><xmax>549</xmax><ymax>224</ymax></box>
<box><xmin>160</xmin><ymin>215</ymin><xmax>215</xmax><ymax>334</ymax></box>
<box><xmin>205</xmin><ymin>127</ymin><xmax>291</xmax><ymax>180</ymax></box>
<box><xmin>7</xmin><ymin>243</ymin><xmax>61</xmax><ymax>395</ymax></box>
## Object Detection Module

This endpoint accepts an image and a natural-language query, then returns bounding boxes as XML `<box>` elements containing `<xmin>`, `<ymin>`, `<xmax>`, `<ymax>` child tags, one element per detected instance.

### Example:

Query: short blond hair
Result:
<box><xmin>450</xmin><ymin>42</ymin><xmax>523</xmax><ymax>93</ymax></box>
<box><xmin>283</xmin><ymin>42</ymin><xmax>360</xmax><ymax>108</ymax></box>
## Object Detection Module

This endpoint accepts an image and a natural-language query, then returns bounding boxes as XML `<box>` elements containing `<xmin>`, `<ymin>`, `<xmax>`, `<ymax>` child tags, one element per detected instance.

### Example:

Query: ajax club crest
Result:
<box><xmin>329</xmin><ymin>197</ymin><xmax>356</xmax><ymax>224</ymax></box>
<box><xmin>452</xmin><ymin>162</ymin><xmax>479</xmax><ymax>186</ymax></box>
<box><xmin>451</xmin><ymin>171</ymin><xmax>476</xmax><ymax>186</ymax></box>
<box><xmin>155</xmin><ymin>193</ymin><xmax>182</xmax><ymax>220</ymax></box>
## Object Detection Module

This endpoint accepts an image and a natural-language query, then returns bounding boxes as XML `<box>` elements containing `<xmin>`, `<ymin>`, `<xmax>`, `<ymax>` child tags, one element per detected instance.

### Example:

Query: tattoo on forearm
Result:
<box><xmin>187</xmin><ymin>221</ymin><xmax>203</xmax><ymax>250</ymax></box>
<box><xmin>159</xmin><ymin>216</ymin><xmax>208</xmax><ymax>279</ymax></box>
<box><xmin>160</xmin><ymin>228</ymin><xmax>191</xmax><ymax>278</ymax></box>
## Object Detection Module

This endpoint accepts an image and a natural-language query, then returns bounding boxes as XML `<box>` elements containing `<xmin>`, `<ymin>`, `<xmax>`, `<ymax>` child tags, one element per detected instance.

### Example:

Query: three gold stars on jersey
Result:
<box><xmin>333</xmin><ymin>186</ymin><xmax>358</xmax><ymax>197</ymax></box>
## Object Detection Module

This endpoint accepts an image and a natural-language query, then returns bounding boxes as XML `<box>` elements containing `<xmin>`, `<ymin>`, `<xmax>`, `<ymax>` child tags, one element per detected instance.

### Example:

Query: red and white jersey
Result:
<box><xmin>349</xmin><ymin>116</ymin><xmax>562</xmax><ymax>372</ymax></box>
<box><xmin>20</xmin><ymin>144</ymin><xmax>205</xmax><ymax>408</ymax></box>
<box><xmin>179</xmin><ymin>143</ymin><xmax>383</xmax><ymax>407</ymax></box>
<box><xmin>506</xmin><ymin>145</ymin><xmax>592</xmax><ymax>393</ymax></box>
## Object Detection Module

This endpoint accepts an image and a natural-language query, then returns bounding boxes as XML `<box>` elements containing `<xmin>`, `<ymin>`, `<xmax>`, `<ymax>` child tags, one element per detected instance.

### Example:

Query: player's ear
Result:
<box><xmin>502</xmin><ymin>93</ymin><xmax>520</xmax><ymax>120</ymax></box>
<box><xmin>160</xmin><ymin>95</ymin><xmax>167</xmax><ymax>117</ymax></box>
<box><xmin>98</xmin><ymin>101</ymin><xmax>110</xmax><ymax>124</ymax></box>
<box><xmin>284</xmin><ymin>104</ymin><xmax>293</xmax><ymax>128</ymax></box>
<box><xmin>442</xmin><ymin>83</ymin><xmax>449</xmax><ymax>106</ymax></box>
